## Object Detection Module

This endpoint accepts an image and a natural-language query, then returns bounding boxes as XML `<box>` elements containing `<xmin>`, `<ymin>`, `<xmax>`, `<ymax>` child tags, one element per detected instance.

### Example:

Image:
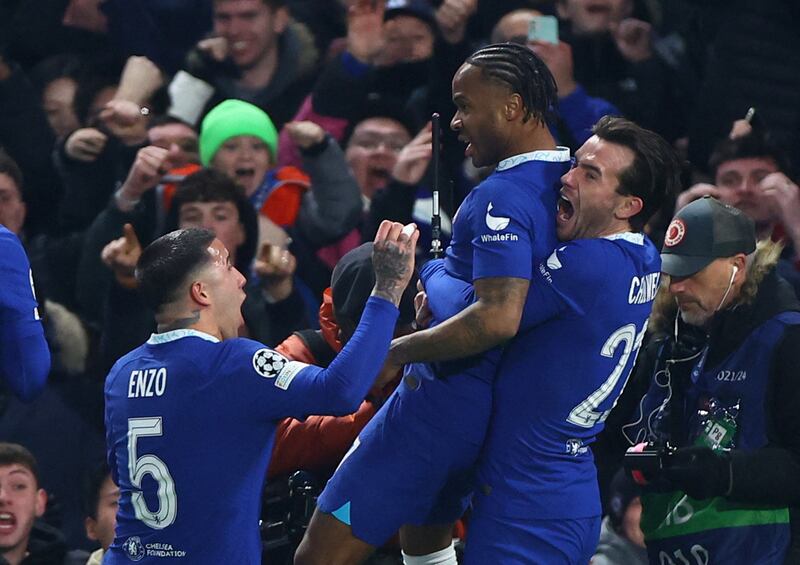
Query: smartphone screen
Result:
<box><xmin>528</xmin><ymin>15</ymin><xmax>559</xmax><ymax>44</ymax></box>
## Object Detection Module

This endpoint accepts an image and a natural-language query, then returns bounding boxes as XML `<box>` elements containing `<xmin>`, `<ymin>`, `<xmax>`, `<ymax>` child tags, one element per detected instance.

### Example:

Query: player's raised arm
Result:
<box><xmin>269</xmin><ymin>221</ymin><xmax>419</xmax><ymax>417</ymax></box>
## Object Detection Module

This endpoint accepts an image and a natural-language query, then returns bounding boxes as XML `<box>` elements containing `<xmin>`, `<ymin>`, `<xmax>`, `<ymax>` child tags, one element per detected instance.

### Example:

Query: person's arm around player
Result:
<box><xmin>386</xmin><ymin>275</ymin><xmax>528</xmax><ymax>367</ymax></box>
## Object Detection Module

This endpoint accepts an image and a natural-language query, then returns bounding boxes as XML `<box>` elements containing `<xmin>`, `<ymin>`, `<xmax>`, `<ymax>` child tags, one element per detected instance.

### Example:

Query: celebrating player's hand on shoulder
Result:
<box><xmin>371</xmin><ymin>220</ymin><xmax>419</xmax><ymax>307</ymax></box>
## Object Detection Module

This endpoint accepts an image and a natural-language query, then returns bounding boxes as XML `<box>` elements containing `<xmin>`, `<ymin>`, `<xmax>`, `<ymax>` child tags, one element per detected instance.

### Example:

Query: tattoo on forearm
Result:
<box><xmin>373</xmin><ymin>241</ymin><xmax>409</xmax><ymax>303</ymax></box>
<box><xmin>157</xmin><ymin>310</ymin><xmax>201</xmax><ymax>333</ymax></box>
<box><xmin>391</xmin><ymin>276</ymin><xmax>529</xmax><ymax>364</ymax></box>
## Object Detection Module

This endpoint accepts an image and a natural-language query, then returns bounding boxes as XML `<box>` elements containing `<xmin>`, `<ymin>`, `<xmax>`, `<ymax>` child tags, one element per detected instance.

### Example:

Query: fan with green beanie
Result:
<box><xmin>197</xmin><ymin>98</ymin><xmax>311</xmax><ymax>230</ymax></box>
<box><xmin>199</xmin><ymin>99</ymin><xmax>279</xmax><ymax>166</ymax></box>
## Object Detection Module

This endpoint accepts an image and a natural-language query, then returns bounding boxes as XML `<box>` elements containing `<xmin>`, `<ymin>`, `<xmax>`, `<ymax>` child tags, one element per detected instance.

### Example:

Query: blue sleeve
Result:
<box><xmin>558</xmin><ymin>85</ymin><xmax>621</xmax><ymax>146</ymax></box>
<box><xmin>0</xmin><ymin>231</ymin><xmax>50</xmax><ymax>401</ymax></box>
<box><xmin>520</xmin><ymin>241</ymin><xmax>607</xmax><ymax>331</ymax></box>
<box><xmin>419</xmin><ymin>259</ymin><xmax>475</xmax><ymax>322</ymax></box>
<box><xmin>223</xmin><ymin>296</ymin><xmax>399</xmax><ymax>421</ymax></box>
<box><xmin>469</xmin><ymin>179</ymin><xmax>536</xmax><ymax>281</ymax></box>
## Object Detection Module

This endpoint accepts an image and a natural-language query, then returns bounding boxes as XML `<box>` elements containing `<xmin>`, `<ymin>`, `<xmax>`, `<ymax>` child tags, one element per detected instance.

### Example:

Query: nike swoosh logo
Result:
<box><xmin>485</xmin><ymin>203</ymin><xmax>510</xmax><ymax>231</ymax></box>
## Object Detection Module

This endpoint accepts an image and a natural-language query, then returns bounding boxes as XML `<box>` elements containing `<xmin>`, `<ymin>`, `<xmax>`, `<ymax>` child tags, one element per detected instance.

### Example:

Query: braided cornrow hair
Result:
<box><xmin>465</xmin><ymin>42</ymin><xmax>558</xmax><ymax>126</ymax></box>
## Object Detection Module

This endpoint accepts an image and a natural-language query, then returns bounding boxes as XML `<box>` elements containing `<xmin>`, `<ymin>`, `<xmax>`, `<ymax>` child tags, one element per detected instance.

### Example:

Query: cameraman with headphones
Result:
<box><xmin>621</xmin><ymin>196</ymin><xmax>800</xmax><ymax>564</ymax></box>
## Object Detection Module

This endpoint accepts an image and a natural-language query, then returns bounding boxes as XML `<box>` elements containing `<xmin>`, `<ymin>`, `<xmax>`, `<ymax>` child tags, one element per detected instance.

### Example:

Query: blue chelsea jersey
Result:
<box><xmin>104</xmin><ymin>297</ymin><xmax>398</xmax><ymax>564</ymax></box>
<box><xmin>422</xmin><ymin>149</ymin><xmax>570</xmax><ymax>329</ymax></box>
<box><xmin>476</xmin><ymin>233</ymin><xmax>662</xmax><ymax>520</ymax></box>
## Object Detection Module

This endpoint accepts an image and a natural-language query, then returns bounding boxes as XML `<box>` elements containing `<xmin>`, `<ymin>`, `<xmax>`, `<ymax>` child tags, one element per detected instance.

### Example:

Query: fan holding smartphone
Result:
<box><xmin>527</xmin><ymin>14</ymin><xmax>559</xmax><ymax>44</ymax></box>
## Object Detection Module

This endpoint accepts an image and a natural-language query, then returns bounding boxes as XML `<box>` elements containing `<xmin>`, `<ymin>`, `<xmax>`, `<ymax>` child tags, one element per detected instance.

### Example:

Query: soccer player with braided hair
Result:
<box><xmin>295</xmin><ymin>43</ymin><xmax>572</xmax><ymax>565</ymax></box>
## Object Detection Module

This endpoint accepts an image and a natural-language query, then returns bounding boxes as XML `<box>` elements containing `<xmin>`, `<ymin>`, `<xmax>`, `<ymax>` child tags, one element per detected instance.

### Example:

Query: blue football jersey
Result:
<box><xmin>418</xmin><ymin>150</ymin><xmax>570</xmax><ymax>375</ymax></box>
<box><xmin>404</xmin><ymin>151</ymin><xmax>569</xmax><ymax>446</ymax></box>
<box><xmin>443</xmin><ymin>150</ymin><xmax>570</xmax><ymax>290</ymax></box>
<box><xmin>0</xmin><ymin>225</ymin><xmax>49</xmax><ymax>400</ymax></box>
<box><xmin>475</xmin><ymin>233</ymin><xmax>661</xmax><ymax>520</ymax></box>
<box><xmin>104</xmin><ymin>297</ymin><xmax>397</xmax><ymax>564</ymax></box>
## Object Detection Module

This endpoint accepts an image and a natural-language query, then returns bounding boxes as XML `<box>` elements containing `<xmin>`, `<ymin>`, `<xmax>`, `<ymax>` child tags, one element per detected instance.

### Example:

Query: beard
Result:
<box><xmin>679</xmin><ymin>306</ymin><xmax>712</xmax><ymax>328</ymax></box>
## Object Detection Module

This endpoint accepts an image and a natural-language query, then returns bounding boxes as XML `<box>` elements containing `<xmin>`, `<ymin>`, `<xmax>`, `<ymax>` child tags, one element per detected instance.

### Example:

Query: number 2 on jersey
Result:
<box><xmin>128</xmin><ymin>417</ymin><xmax>178</xmax><ymax>529</ymax></box>
<box><xmin>567</xmin><ymin>321</ymin><xmax>648</xmax><ymax>428</ymax></box>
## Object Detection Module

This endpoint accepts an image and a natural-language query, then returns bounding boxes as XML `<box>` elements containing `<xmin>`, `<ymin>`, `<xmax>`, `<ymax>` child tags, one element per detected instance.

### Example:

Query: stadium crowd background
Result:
<box><xmin>0</xmin><ymin>0</ymin><xmax>798</xmax><ymax>562</ymax></box>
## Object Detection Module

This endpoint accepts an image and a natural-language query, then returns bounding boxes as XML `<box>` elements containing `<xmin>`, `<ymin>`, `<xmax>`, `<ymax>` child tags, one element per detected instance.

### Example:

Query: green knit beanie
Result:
<box><xmin>199</xmin><ymin>99</ymin><xmax>279</xmax><ymax>166</ymax></box>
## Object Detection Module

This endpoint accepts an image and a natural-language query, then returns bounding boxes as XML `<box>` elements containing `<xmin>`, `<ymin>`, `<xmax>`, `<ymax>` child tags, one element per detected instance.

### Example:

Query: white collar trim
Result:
<box><xmin>147</xmin><ymin>329</ymin><xmax>220</xmax><ymax>344</ymax></box>
<box><xmin>496</xmin><ymin>147</ymin><xmax>571</xmax><ymax>171</ymax></box>
<box><xmin>603</xmin><ymin>232</ymin><xmax>644</xmax><ymax>245</ymax></box>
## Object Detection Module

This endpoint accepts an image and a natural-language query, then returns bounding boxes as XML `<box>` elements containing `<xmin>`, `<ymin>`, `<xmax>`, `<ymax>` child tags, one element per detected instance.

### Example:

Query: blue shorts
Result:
<box><xmin>316</xmin><ymin>364</ymin><xmax>492</xmax><ymax>546</ymax></box>
<box><xmin>464</xmin><ymin>512</ymin><xmax>601</xmax><ymax>565</ymax></box>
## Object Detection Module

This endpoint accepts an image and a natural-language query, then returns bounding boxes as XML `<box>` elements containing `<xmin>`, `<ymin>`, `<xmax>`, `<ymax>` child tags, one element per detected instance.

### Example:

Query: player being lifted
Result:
<box><xmin>296</xmin><ymin>54</ymin><xmax>681</xmax><ymax>565</ymax></box>
<box><xmin>103</xmin><ymin>220</ymin><xmax>418</xmax><ymax>564</ymax></box>
<box><xmin>296</xmin><ymin>42</ymin><xmax>571</xmax><ymax>565</ymax></box>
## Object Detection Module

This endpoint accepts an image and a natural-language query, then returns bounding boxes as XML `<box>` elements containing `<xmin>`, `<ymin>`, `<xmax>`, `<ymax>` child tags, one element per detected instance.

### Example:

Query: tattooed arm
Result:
<box><xmin>370</xmin><ymin>222</ymin><xmax>418</xmax><ymax>307</ymax></box>
<box><xmin>386</xmin><ymin>276</ymin><xmax>529</xmax><ymax>365</ymax></box>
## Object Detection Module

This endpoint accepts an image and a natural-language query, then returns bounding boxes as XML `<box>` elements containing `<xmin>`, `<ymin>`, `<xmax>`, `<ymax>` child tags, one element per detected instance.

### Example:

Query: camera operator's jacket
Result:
<box><xmin>617</xmin><ymin>244</ymin><xmax>800</xmax><ymax>564</ymax></box>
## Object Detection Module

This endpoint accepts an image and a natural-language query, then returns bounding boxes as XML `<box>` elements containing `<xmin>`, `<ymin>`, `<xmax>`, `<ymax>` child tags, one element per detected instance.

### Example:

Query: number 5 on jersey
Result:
<box><xmin>128</xmin><ymin>417</ymin><xmax>178</xmax><ymax>529</ymax></box>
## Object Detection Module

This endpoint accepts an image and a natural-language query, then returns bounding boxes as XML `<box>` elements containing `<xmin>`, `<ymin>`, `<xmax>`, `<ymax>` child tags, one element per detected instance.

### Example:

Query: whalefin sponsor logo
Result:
<box><xmin>485</xmin><ymin>203</ymin><xmax>510</xmax><ymax>231</ymax></box>
<box><xmin>479</xmin><ymin>233</ymin><xmax>518</xmax><ymax>243</ymax></box>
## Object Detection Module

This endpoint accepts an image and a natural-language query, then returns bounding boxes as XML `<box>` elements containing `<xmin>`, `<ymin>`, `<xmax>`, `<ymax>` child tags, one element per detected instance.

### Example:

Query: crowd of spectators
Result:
<box><xmin>1</xmin><ymin>0</ymin><xmax>798</xmax><ymax>561</ymax></box>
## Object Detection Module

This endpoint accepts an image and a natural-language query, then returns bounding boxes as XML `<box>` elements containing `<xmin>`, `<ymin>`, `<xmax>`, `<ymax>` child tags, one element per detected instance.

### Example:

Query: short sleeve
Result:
<box><xmin>469</xmin><ymin>178</ymin><xmax>539</xmax><ymax>281</ymax></box>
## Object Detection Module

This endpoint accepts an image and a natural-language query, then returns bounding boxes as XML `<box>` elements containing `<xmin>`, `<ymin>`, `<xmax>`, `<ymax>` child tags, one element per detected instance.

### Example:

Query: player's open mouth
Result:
<box><xmin>231</xmin><ymin>41</ymin><xmax>248</xmax><ymax>52</ymax></box>
<box><xmin>558</xmin><ymin>195</ymin><xmax>575</xmax><ymax>223</ymax></box>
<box><xmin>0</xmin><ymin>512</ymin><xmax>17</xmax><ymax>533</ymax></box>
<box><xmin>458</xmin><ymin>136</ymin><xmax>473</xmax><ymax>158</ymax></box>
